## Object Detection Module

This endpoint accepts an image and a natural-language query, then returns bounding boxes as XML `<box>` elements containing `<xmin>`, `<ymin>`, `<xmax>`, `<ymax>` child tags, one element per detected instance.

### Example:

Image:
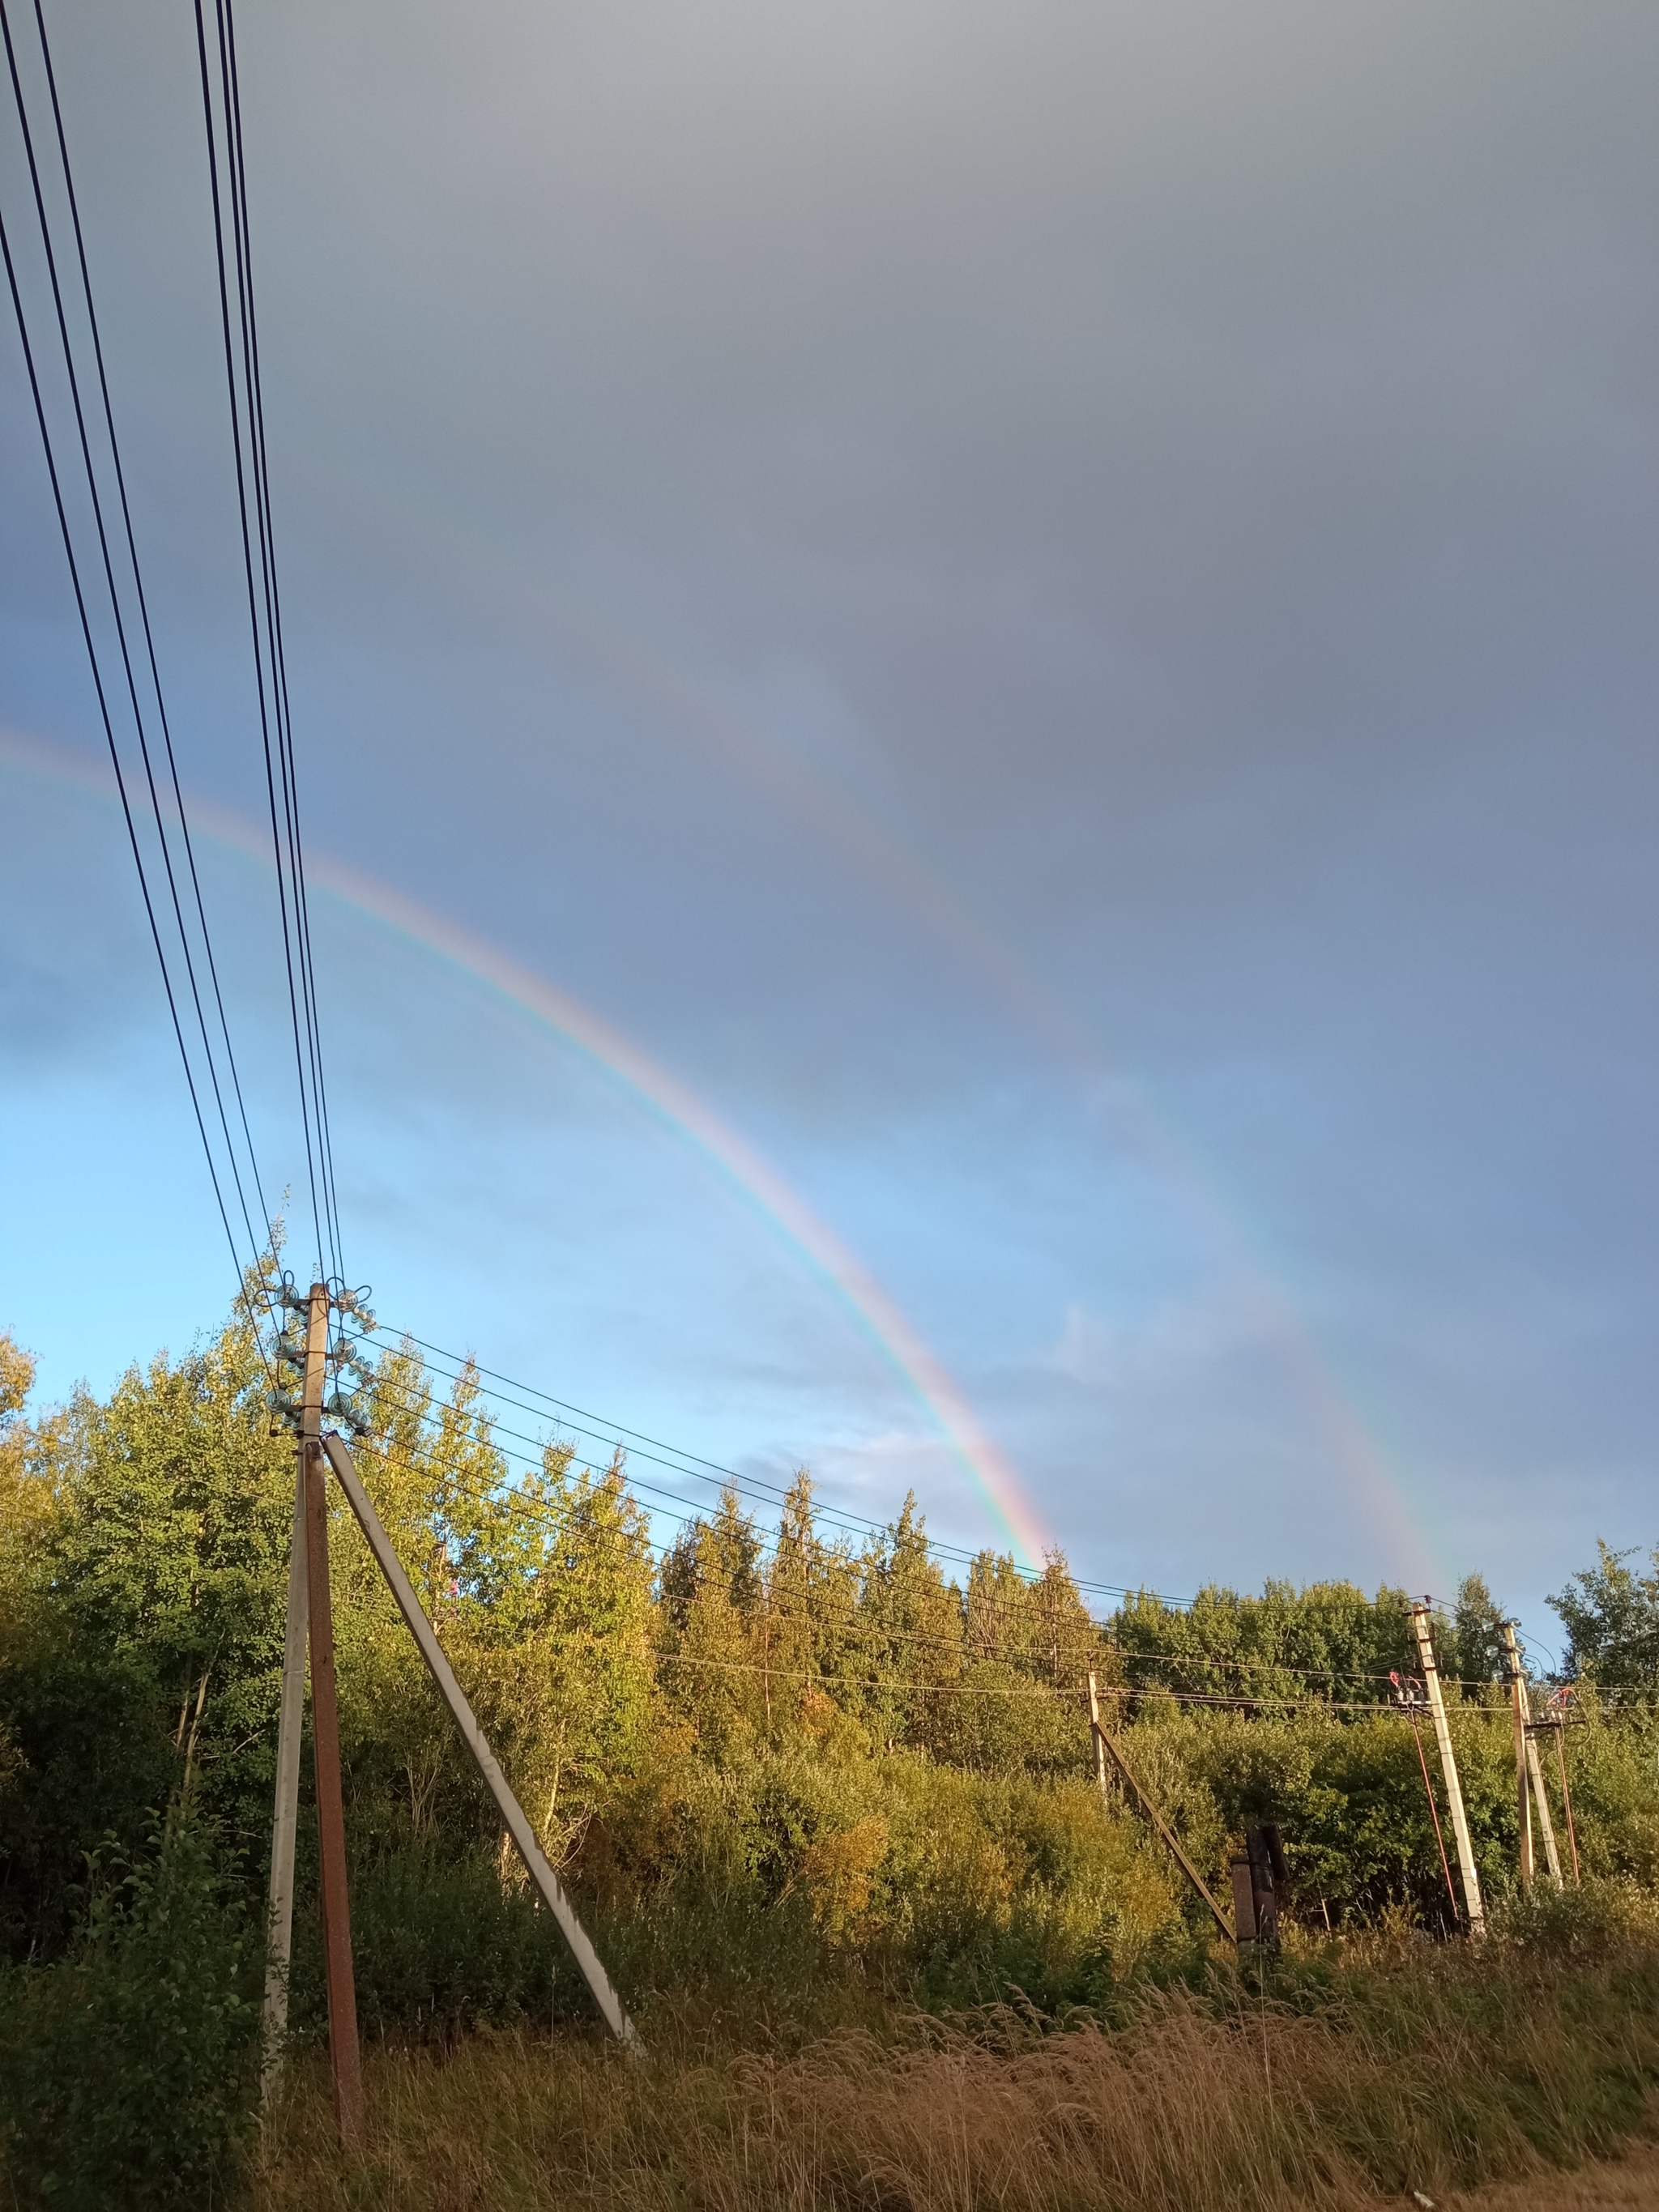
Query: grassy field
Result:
<box><xmin>1448</xmin><ymin>2142</ymin><xmax>1659</xmax><ymax>2210</ymax></box>
<box><xmin>243</xmin><ymin>1919</ymin><xmax>1659</xmax><ymax>2212</ymax></box>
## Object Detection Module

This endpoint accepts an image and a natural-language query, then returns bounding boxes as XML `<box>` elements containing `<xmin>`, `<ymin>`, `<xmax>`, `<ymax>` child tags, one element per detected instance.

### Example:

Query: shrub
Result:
<box><xmin>289</xmin><ymin>1843</ymin><xmax>569</xmax><ymax>2044</ymax></box>
<box><xmin>0</xmin><ymin>1818</ymin><xmax>259</xmax><ymax>2210</ymax></box>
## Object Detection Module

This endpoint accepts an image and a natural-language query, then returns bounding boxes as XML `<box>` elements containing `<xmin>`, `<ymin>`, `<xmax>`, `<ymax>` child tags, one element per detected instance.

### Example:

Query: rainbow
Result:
<box><xmin>455</xmin><ymin>595</ymin><xmax>1448</xmax><ymax>1593</ymax></box>
<box><xmin>0</xmin><ymin>724</ymin><xmax>1048</xmax><ymax>1566</ymax></box>
<box><xmin>332</xmin><ymin>503</ymin><xmax>1445</xmax><ymax>1589</ymax></box>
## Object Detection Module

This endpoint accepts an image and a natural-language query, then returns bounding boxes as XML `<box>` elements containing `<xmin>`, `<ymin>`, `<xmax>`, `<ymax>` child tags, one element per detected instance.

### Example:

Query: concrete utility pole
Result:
<box><xmin>1501</xmin><ymin>1620</ymin><xmax>1563</xmax><ymax>1892</ymax></box>
<box><xmin>1505</xmin><ymin>1621</ymin><xmax>1535</xmax><ymax>1889</ymax></box>
<box><xmin>1410</xmin><ymin>1601</ymin><xmax>1485</xmax><ymax>1936</ymax></box>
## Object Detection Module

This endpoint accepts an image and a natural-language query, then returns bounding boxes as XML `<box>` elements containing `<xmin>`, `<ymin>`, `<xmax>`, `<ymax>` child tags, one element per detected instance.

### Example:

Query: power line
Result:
<box><xmin>218</xmin><ymin>0</ymin><xmax>342</xmax><ymax>1289</ymax></box>
<box><xmin>365</xmin><ymin>1330</ymin><xmax>1578</xmax><ymax>1669</ymax></box>
<box><xmin>352</xmin><ymin>1321</ymin><xmax>1200</xmax><ymax>1609</ymax></box>
<box><xmin>325</xmin><ymin>1449</ymin><xmax>1546</xmax><ymax>1725</ymax></box>
<box><xmin>0</xmin><ymin>0</ymin><xmax>280</xmax><ymax>1309</ymax></box>
<box><xmin>192</xmin><ymin>0</ymin><xmax>341</xmax><ymax>1294</ymax></box>
<box><xmin>28</xmin><ymin>0</ymin><xmax>273</xmax><ymax>1255</ymax></box>
<box><xmin>343</xmin><ymin>1380</ymin><xmax>1533</xmax><ymax>1698</ymax></box>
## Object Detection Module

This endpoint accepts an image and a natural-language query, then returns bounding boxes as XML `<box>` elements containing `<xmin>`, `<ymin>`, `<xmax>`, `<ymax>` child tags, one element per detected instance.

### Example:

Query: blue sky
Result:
<box><xmin>2</xmin><ymin>0</ymin><xmax>1655</xmax><ymax>1651</ymax></box>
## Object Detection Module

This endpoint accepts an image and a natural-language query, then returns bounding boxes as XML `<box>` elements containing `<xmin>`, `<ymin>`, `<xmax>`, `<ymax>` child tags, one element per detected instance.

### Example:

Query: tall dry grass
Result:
<box><xmin>243</xmin><ymin>1936</ymin><xmax>1659</xmax><ymax>2212</ymax></box>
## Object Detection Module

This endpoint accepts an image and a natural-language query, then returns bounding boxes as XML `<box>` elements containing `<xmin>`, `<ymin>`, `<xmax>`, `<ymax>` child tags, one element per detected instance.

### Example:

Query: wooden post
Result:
<box><xmin>1411</xmin><ymin>1601</ymin><xmax>1485</xmax><ymax>1935</ymax></box>
<box><xmin>1527</xmin><ymin>1728</ymin><xmax>1564</xmax><ymax>1890</ymax></box>
<box><xmin>1502</xmin><ymin>1622</ymin><xmax>1563</xmax><ymax>1891</ymax></box>
<box><xmin>302</xmin><ymin>1285</ymin><xmax>365</xmax><ymax>2146</ymax></box>
<box><xmin>322</xmin><ymin>1431</ymin><xmax>642</xmax><ymax>2049</ymax></box>
<box><xmin>259</xmin><ymin>1434</ymin><xmax>309</xmax><ymax>2102</ymax></box>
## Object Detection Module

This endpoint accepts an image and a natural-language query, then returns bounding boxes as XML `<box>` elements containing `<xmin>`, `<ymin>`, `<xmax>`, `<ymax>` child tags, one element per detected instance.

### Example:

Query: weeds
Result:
<box><xmin>245</xmin><ymin>1903</ymin><xmax>1659</xmax><ymax>2212</ymax></box>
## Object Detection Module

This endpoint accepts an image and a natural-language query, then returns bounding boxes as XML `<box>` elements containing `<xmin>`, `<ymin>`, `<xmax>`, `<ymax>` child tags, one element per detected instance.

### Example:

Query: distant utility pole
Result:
<box><xmin>1501</xmin><ymin>1621</ymin><xmax>1563</xmax><ymax>1892</ymax></box>
<box><xmin>1410</xmin><ymin>1601</ymin><xmax>1485</xmax><ymax>1937</ymax></box>
<box><xmin>1088</xmin><ymin>1667</ymin><xmax>1110</xmax><ymax>1799</ymax></box>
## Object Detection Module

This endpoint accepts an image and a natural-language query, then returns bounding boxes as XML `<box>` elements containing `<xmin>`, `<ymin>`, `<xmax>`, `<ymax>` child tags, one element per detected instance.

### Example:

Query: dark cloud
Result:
<box><xmin>2</xmin><ymin>0</ymin><xmax>1654</xmax><ymax>1612</ymax></box>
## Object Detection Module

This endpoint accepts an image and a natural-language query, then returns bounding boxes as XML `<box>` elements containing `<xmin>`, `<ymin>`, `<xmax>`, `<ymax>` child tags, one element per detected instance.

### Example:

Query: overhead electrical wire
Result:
<box><xmin>217</xmin><ymin>0</ymin><xmax>343</xmax><ymax>1291</ymax></box>
<box><xmin>192</xmin><ymin>0</ymin><xmax>342</xmax><ymax>1294</ymax></box>
<box><xmin>351</xmin><ymin>1320</ymin><xmax>1205</xmax><ymax>1610</ymax></box>
<box><xmin>343</xmin><ymin>1376</ymin><xmax>1546</xmax><ymax>1698</ymax></box>
<box><xmin>349</xmin><ymin>1328</ymin><xmax>1541</xmax><ymax>1659</ymax></box>
<box><xmin>362</xmin><ymin>1318</ymin><xmax>1575</xmax><ymax>1663</ymax></box>
<box><xmin>23</xmin><ymin>0</ymin><xmax>273</xmax><ymax>1259</ymax></box>
<box><xmin>0</xmin><ymin>0</ymin><xmax>275</xmax><ymax>1306</ymax></box>
<box><xmin>2</xmin><ymin>0</ymin><xmax>351</xmax><ymax>1366</ymax></box>
<box><xmin>359</xmin><ymin>1325</ymin><xmax>1522</xmax><ymax>1652</ymax></box>
<box><xmin>327</xmin><ymin>1443</ymin><xmax>1582</xmax><ymax>1724</ymax></box>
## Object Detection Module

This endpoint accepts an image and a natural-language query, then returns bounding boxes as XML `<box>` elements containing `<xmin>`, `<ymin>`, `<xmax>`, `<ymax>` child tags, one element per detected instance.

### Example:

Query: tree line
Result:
<box><xmin>2</xmin><ymin>1299</ymin><xmax>1657</xmax><ymax>2002</ymax></box>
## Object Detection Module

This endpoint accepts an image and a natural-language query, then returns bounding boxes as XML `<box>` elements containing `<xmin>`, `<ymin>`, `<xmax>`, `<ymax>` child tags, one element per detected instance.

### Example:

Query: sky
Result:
<box><xmin>2</xmin><ymin>0</ymin><xmax>1655</xmax><ymax>1650</ymax></box>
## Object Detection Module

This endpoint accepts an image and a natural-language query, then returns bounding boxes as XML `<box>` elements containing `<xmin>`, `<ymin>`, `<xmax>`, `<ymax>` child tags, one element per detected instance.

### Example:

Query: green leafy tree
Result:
<box><xmin>0</xmin><ymin>1314</ymin><xmax>289</xmax><ymax>1952</ymax></box>
<box><xmin>855</xmin><ymin>1494</ymin><xmax>962</xmax><ymax>1752</ymax></box>
<box><xmin>658</xmin><ymin>1486</ymin><xmax>767</xmax><ymax>1757</ymax></box>
<box><xmin>1550</xmin><ymin>1542</ymin><xmax>1659</xmax><ymax>1688</ymax></box>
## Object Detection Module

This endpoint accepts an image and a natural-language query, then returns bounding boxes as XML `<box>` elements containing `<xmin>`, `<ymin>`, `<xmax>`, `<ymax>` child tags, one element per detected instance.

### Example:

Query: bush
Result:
<box><xmin>0</xmin><ymin>1818</ymin><xmax>260</xmax><ymax>2210</ymax></box>
<box><xmin>289</xmin><ymin>1843</ymin><xmax>569</xmax><ymax>2044</ymax></box>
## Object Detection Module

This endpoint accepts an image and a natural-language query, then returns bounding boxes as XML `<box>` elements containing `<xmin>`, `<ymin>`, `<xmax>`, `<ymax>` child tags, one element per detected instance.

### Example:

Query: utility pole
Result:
<box><xmin>1501</xmin><ymin>1622</ymin><xmax>1563</xmax><ymax>1891</ymax></box>
<box><xmin>259</xmin><ymin>1356</ymin><xmax>309</xmax><ymax>2102</ymax></box>
<box><xmin>301</xmin><ymin>1282</ymin><xmax>365</xmax><ymax>2146</ymax></box>
<box><xmin>1410</xmin><ymin>1601</ymin><xmax>1485</xmax><ymax>1936</ymax></box>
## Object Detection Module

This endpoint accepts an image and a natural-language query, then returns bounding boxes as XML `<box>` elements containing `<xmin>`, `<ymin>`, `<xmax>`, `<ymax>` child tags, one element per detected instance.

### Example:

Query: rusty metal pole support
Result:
<box><xmin>302</xmin><ymin>1284</ymin><xmax>365</xmax><ymax>2147</ymax></box>
<box><xmin>1502</xmin><ymin>1622</ymin><xmax>1563</xmax><ymax>1892</ymax></box>
<box><xmin>1411</xmin><ymin>1600</ymin><xmax>1485</xmax><ymax>1936</ymax></box>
